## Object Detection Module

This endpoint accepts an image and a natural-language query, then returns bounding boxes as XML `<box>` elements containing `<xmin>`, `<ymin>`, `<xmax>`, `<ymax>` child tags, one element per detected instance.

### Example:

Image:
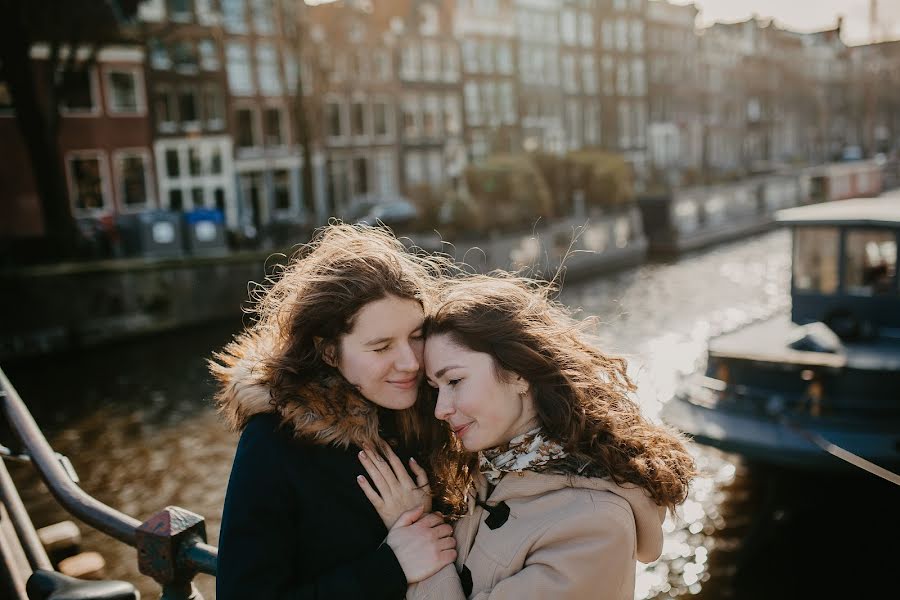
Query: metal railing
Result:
<box><xmin>0</xmin><ymin>366</ymin><xmax>217</xmax><ymax>599</ymax></box>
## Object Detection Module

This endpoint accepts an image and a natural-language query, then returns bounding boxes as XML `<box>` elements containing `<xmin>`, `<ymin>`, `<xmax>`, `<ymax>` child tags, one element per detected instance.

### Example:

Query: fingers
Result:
<box><xmin>414</xmin><ymin>512</ymin><xmax>445</xmax><ymax>529</ymax></box>
<box><xmin>364</xmin><ymin>447</ymin><xmax>400</xmax><ymax>488</ymax></box>
<box><xmin>384</xmin><ymin>445</ymin><xmax>415</xmax><ymax>487</ymax></box>
<box><xmin>356</xmin><ymin>475</ymin><xmax>383</xmax><ymax>508</ymax></box>
<box><xmin>434</xmin><ymin>523</ymin><xmax>453</xmax><ymax>539</ymax></box>
<box><xmin>437</xmin><ymin>536</ymin><xmax>456</xmax><ymax>551</ymax></box>
<box><xmin>439</xmin><ymin>548</ymin><xmax>458</xmax><ymax>563</ymax></box>
<box><xmin>409</xmin><ymin>457</ymin><xmax>429</xmax><ymax>488</ymax></box>
<box><xmin>394</xmin><ymin>505</ymin><xmax>425</xmax><ymax>529</ymax></box>
<box><xmin>358</xmin><ymin>451</ymin><xmax>391</xmax><ymax>496</ymax></box>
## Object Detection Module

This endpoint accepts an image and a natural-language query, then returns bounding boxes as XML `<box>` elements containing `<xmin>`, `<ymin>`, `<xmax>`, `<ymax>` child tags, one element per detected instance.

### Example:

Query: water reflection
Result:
<box><xmin>7</xmin><ymin>229</ymin><xmax>892</xmax><ymax>598</ymax></box>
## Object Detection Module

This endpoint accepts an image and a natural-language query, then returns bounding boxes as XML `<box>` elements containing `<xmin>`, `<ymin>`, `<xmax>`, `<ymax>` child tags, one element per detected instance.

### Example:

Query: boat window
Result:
<box><xmin>793</xmin><ymin>227</ymin><xmax>839</xmax><ymax>294</ymax></box>
<box><xmin>844</xmin><ymin>229</ymin><xmax>897</xmax><ymax>296</ymax></box>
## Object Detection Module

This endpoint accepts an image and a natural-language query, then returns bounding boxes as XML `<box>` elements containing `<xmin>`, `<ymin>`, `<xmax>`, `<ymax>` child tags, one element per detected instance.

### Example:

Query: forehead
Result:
<box><xmin>347</xmin><ymin>295</ymin><xmax>424</xmax><ymax>338</ymax></box>
<box><xmin>424</xmin><ymin>334</ymin><xmax>476</xmax><ymax>372</ymax></box>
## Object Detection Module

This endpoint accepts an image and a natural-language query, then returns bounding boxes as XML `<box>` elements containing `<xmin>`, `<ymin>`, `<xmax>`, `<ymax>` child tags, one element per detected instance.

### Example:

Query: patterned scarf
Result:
<box><xmin>479</xmin><ymin>427</ymin><xmax>568</xmax><ymax>485</ymax></box>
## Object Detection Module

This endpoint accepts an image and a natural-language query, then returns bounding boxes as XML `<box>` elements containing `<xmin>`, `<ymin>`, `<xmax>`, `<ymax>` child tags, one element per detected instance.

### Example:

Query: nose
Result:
<box><xmin>434</xmin><ymin>388</ymin><xmax>454</xmax><ymax>421</ymax></box>
<box><xmin>394</xmin><ymin>340</ymin><xmax>421</xmax><ymax>373</ymax></box>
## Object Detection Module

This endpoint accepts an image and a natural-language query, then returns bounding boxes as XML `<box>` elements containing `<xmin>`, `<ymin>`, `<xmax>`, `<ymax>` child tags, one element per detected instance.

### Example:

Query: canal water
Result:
<box><xmin>4</xmin><ymin>229</ymin><xmax>896</xmax><ymax>599</ymax></box>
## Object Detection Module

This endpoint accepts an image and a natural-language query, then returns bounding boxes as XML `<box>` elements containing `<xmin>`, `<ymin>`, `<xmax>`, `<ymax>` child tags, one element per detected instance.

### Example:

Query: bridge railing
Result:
<box><xmin>0</xmin><ymin>366</ymin><xmax>216</xmax><ymax>599</ymax></box>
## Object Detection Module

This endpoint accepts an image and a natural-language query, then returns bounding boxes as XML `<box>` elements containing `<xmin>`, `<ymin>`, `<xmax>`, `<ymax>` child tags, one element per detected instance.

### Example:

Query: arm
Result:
<box><xmin>408</xmin><ymin>501</ymin><xmax>636</xmax><ymax>600</ymax></box>
<box><xmin>216</xmin><ymin>418</ymin><xmax>407</xmax><ymax>600</ymax></box>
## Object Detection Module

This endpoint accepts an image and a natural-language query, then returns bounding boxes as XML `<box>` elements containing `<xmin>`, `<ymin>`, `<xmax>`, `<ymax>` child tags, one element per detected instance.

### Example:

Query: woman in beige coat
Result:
<box><xmin>357</xmin><ymin>275</ymin><xmax>696</xmax><ymax>599</ymax></box>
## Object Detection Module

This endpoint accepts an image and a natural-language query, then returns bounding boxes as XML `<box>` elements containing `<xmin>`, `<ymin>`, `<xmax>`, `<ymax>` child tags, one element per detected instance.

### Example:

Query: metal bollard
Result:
<box><xmin>136</xmin><ymin>506</ymin><xmax>207</xmax><ymax>600</ymax></box>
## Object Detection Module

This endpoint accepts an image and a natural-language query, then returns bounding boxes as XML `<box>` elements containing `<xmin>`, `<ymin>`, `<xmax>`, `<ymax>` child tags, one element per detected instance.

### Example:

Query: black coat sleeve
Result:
<box><xmin>216</xmin><ymin>416</ymin><xmax>408</xmax><ymax>600</ymax></box>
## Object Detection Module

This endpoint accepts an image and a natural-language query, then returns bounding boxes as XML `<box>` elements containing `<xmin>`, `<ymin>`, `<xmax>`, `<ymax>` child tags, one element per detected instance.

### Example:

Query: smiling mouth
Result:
<box><xmin>452</xmin><ymin>422</ymin><xmax>473</xmax><ymax>437</ymax></box>
<box><xmin>389</xmin><ymin>377</ymin><xmax>418</xmax><ymax>389</ymax></box>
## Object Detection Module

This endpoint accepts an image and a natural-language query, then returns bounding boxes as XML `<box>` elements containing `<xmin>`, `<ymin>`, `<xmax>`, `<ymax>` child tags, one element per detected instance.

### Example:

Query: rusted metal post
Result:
<box><xmin>136</xmin><ymin>506</ymin><xmax>208</xmax><ymax>600</ymax></box>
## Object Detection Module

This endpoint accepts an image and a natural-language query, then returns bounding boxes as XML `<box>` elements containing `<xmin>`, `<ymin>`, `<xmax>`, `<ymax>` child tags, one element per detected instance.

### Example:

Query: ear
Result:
<box><xmin>514</xmin><ymin>375</ymin><xmax>530</xmax><ymax>396</ymax></box>
<box><xmin>314</xmin><ymin>337</ymin><xmax>338</xmax><ymax>368</ymax></box>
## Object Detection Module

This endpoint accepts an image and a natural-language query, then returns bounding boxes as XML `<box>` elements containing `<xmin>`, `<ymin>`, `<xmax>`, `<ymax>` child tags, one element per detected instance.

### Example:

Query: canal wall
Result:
<box><xmin>0</xmin><ymin>207</ymin><xmax>645</xmax><ymax>361</ymax></box>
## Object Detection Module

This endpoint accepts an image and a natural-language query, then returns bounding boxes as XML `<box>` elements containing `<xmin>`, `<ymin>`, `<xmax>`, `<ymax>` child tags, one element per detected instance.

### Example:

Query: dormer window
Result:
<box><xmin>419</xmin><ymin>4</ymin><xmax>438</xmax><ymax>36</ymax></box>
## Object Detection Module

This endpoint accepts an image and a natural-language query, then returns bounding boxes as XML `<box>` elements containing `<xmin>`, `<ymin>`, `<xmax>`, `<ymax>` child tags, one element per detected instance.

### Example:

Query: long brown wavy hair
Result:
<box><xmin>217</xmin><ymin>223</ymin><xmax>451</xmax><ymax>451</ymax></box>
<box><xmin>426</xmin><ymin>274</ymin><xmax>696</xmax><ymax>511</ymax></box>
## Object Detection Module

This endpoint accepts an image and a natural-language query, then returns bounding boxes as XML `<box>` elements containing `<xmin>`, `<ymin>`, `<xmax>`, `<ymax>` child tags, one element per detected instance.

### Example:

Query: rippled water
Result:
<box><xmin>5</xmin><ymin>229</ymin><xmax>895</xmax><ymax>599</ymax></box>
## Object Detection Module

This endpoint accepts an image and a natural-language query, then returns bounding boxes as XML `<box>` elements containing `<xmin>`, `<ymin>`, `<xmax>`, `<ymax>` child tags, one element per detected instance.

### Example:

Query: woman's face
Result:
<box><xmin>332</xmin><ymin>295</ymin><xmax>425</xmax><ymax>410</ymax></box>
<box><xmin>425</xmin><ymin>333</ymin><xmax>537</xmax><ymax>452</ymax></box>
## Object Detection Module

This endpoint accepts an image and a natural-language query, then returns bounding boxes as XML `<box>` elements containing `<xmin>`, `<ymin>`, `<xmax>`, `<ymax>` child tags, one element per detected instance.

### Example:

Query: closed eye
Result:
<box><xmin>447</xmin><ymin>378</ymin><xmax>461</xmax><ymax>387</ymax></box>
<box><xmin>372</xmin><ymin>345</ymin><xmax>390</xmax><ymax>353</ymax></box>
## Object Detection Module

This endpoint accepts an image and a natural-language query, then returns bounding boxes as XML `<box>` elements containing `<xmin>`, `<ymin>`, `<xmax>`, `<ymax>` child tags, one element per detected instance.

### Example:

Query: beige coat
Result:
<box><xmin>408</xmin><ymin>470</ymin><xmax>666</xmax><ymax>600</ymax></box>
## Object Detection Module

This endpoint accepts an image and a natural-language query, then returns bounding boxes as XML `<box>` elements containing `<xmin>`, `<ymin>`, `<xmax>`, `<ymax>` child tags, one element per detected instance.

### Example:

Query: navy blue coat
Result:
<box><xmin>216</xmin><ymin>413</ymin><xmax>411</xmax><ymax>599</ymax></box>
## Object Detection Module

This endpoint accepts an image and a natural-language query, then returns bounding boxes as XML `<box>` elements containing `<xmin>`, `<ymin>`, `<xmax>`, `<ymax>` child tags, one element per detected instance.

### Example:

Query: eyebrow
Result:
<box><xmin>432</xmin><ymin>365</ymin><xmax>462</xmax><ymax>380</ymax></box>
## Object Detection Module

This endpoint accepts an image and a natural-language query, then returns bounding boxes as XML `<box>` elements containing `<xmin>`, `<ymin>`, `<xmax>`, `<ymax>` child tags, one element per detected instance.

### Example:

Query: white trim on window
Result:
<box><xmin>112</xmin><ymin>147</ymin><xmax>155</xmax><ymax>211</ymax></box>
<box><xmin>65</xmin><ymin>149</ymin><xmax>113</xmax><ymax>215</ymax></box>
<box><xmin>103</xmin><ymin>66</ymin><xmax>147</xmax><ymax>116</ymax></box>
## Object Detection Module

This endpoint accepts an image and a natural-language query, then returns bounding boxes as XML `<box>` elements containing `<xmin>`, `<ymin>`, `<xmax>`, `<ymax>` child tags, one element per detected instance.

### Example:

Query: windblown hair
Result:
<box><xmin>211</xmin><ymin>223</ymin><xmax>449</xmax><ymax>452</ymax></box>
<box><xmin>426</xmin><ymin>274</ymin><xmax>696</xmax><ymax>510</ymax></box>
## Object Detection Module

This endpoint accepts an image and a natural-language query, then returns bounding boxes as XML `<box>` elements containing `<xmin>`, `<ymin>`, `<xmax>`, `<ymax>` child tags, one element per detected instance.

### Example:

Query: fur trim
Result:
<box><xmin>209</xmin><ymin>330</ymin><xmax>382</xmax><ymax>449</ymax></box>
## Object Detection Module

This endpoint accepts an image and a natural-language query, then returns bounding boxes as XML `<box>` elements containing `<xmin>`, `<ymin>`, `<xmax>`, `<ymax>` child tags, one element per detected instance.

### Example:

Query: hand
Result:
<box><xmin>357</xmin><ymin>445</ymin><xmax>432</xmax><ymax>529</ymax></box>
<box><xmin>386</xmin><ymin>507</ymin><xmax>456</xmax><ymax>584</ymax></box>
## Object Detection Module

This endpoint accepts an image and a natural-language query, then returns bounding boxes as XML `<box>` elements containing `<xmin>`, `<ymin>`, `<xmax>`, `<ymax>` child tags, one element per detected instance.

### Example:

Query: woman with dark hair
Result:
<box><xmin>359</xmin><ymin>274</ymin><xmax>696</xmax><ymax>599</ymax></box>
<box><xmin>210</xmin><ymin>224</ymin><xmax>457</xmax><ymax>599</ymax></box>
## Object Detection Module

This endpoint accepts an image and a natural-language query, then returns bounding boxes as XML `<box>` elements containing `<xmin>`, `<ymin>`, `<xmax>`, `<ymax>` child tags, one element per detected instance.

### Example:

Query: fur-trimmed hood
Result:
<box><xmin>210</xmin><ymin>330</ymin><xmax>384</xmax><ymax>449</ymax></box>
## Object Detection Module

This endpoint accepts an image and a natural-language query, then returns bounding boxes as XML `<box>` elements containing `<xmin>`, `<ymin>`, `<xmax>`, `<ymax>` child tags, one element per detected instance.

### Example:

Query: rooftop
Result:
<box><xmin>776</xmin><ymin>194</ymin><xmax>900</xmax><ymax>227</ymax></box>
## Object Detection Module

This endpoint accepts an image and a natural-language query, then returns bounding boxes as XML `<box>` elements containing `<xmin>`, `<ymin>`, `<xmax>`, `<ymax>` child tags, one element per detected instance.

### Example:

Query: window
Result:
<box><xmin>481</xmin><ymin>82</ymin><xmax>496</xmax><ymax>124</ymax></box>
<box><xmin>375</xmin><ymin>152</ymin><xmax>396</xmax><ymax>197</ymax></box>
<box><xmin>405</xmin><ymin>152</ymin><xmax>424</xmax><ymax>185</ymax></box>
<box><xmin>252</xmin><ymin>0</ymin><xmax>274</xmax><ymax>34</ymax></box>
<box><xmin>427</xmin><ymin>151</ymin><xmax>443</xmax><ymax>186</ymax></box>
<box><xmin>227</xmin><ymin>43</ymin><xmax>254</xmax><ymax>95</ymax></box>
<box><xmin>107</xmin><ymin>70</ymin><xmax>141</xmax><ymax>113</ymax></box>
<box><xmin>352</xmin><ymin>157</ymin><xmax>369</xmax><ymax>196</ymax></box>
<box><xmin>327</xmin><ymin>158</ymin><xmax>349</xmax><ymax>213</ymax></box>
<box><xmin>199</xmin><ymin>39</ymin><xmax>219</xmax><ymax>70</ymax></box>
<box><xmin>373</xmin><ymin>50</ymin><xmax>392</xmax><ymax>81</ymax></box>
<box><xmin>616</xmin><ymin>18</ymin><xmax>628</xmax><ymax>51</ymax></box>
<box><xmin>222</xmin><ymin>0</ymin><xmax>247</xmax><ymax>33</ymax></box>
<box><xmin>149</xmin><ymin>38</ymin><xmax>171</xmax><ymax>70</ymax></box>
<box><xmin>617</xmin><ymin>62</ymin><xmax>629</xmax><ymax>95</ymax></box>
<box><xmin>844</xmin><ymin>229</ymin><xmax>897</xmax><ymax>295</ymax></box>
<box><xmin>172</xmin><ymin>41</ymin><xmax>198</xmax><ymax>73</ymax></box>
<box><xmin>631</xmin><ymin>58</ymin><xmax>645</xmax><ymax>95</ymax></box>
<box><xmin>496</xmin><ymin>42</ymin><xmax>513</xmax><ymax>74</ymax></box>
<box><xmin>342</xmin><ymin>98</ymin><xmax>363</xmax><ymax>139</ymax></box>
<box><xmin>423</xmin><ymin>41</ymin><xmax>440</xmax><ymax>81</ymax></box>
<box><xmin>179</xmin><ymin>87</ymin><xmax>198</xmax><ymax>124</ymax></box>
<box><xmin>602</xmin><ymin>21</ymin><xmax>613</xmax><ymax>50</ymax></box>
<box><xmin>579</xmin><ymin>14</ymin><xmax>594</xmax><ymax>47</ymax></box>
<box><xmin>562</xmin><ymin>55</ymin><xmax>577</xmax><ymax>93</ymax></box>
<box><xmin>443</xmin><ymin>43</ymin><xmax>459</xmax><ymax>81</ymax></box>
<box><xmin>165</xmin><ymin>148</ymin><xmax>180</xmax><ymax>177</ymax></box>
<box><xmin>169</xmin><ymin>189</ymin><xmax>184</xmax><ymax>211</ymax></box>
<box><xmin>373</xmin><ymin>100</ymin><xmax>390</xmax><ymax>137</ymax></box>
<box><xmin>257</xmin><ymin>43</ymin><xmax>282</xmax><ymax>96</ymax></box>
<box><xmin>561</xmin><ymin>10</ymin><xmax>577</xmax><ymax>45</ymax></box>
<box><xmin>264</xmin><ymin>107</ymin><xmax>284</xmax><ymax>145</ymax></box>
<box><xmin>167</xmin><ymin>0</ymin><xmax>191</xmax><ymax>21</ymax></box>
<box><xmin>464</xmin><ymin>81</ymin><xmax>480</xmax><ymax>125</ymax></box>
<box><xmin>793</xmin><ymin>227</ymin><xmax>839</xmax><ymax>294</ymax></box>
<box><xmin>462</xmin><ymin>40</ymin><xmax>478</xmax><ymax>73</ymax></box>
<box><xmin>499</xmin><ymin>82</ymin><xmax>515</xmax><ymax>125</ymax></box>
<box><xmin>577</xmin><ymin>55</ymin><xmax>595</xmax><ymax>95</ymax></box>
<box><xmin>630</xmin><ymin>20</ymin><xmax>644</xmax><ymax>51</ymax></box>
<box><xmin>326</xmin><ymin>99</ymin><xmax>344</xmax><ymax>138</ymax></box>
<box><xmin>400</xmin><ymin>43</ymin><xmax>420</xmax><ymax>80</ymax></box>
<box><xmin>444</xmin><ymin>95</ymin><xmax>461</xmax><ymax>135</ymax></box>
<box><xmin>116</xmin><ymin>152</ymin><xmax>151</xmax><ymax>208</ymax></box>
<box><xmin>210</xmin><ymin>147</ymin><xmax>223</xmax><ymax>174</ymax></box>
<box><xmin>189</xmin><ymin>147</ymin><xmax>202</xmax><ymax>176</ymax></box>
<box><xmin>68</xmin><ymin>154</ymin><xmax>108</xmax><ymax>210</ymax></box>
<box><xmin>60</xmin><ymin>68</ymin><xmax>95</xmax><ymax>112</ymax></box>
<box><xmin>478</xmin><ymin>41</ymin><xmax>494</xmax><ymax>73</ymax></box>
<box><xmin>203</xmin><ymin>85</ymin><xmax>224</xmax><ymax>129</ymax></box>
<box><xmin>402</xmin><ymin>95</ymin><xmax>420</xmax><ymax>139</ymax></box>
<box><xmin>423</xmin><ymin>95</ymin><xmax>440</xmax><ymax>138</ymax></box>
<box><xmin>273</xmin><ymin>169</ymin><xmax>292</xmax><ymax>211</ymax></box>
<box><xmin>236</xmin><ymin>108</ymin><xmax>256</xmax><ymax>148</ymax></box>
<box><xmin>618</xmin><ymin>101</ymin><xmax>631</xmax><ymax>148</ymax></box>
<box><xmin>565</xmin><ymin>99</ymin><xmax>580</xmax><ymax>150</ymax></box>
<box><xmin>584</xmin><ymin>101</ymin><xmax>600</xmax><ymax>146</ymax></box>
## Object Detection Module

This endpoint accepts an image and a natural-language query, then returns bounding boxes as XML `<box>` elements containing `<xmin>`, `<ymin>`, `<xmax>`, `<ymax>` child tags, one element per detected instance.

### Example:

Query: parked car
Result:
<box><xmin>356</xmin><ymin>198</ymin><xmax>420</xmax><ymax>230</ymax></box>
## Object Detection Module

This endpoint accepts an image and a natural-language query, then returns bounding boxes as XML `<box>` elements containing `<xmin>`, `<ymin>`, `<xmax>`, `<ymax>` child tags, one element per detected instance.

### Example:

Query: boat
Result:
<box><xmin>662</xmin><ymin>194</ymin><xmax>900</xmax><ymax>478</ymax></box>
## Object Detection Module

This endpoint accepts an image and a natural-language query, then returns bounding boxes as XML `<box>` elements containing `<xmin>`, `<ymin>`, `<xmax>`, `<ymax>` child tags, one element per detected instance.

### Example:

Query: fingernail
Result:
<box><xmin>359</xmin><ymin>451</ymin><xmax>366</xmax><ymax>459</ymax></box>
<box><xmin>357</xmin><ymin>475</ymin><xmax>364</xmax><ymax>482</ymax></box>
<box><xmin>410</xmin><ymin>457</ymin><xmax>418</xmax><ymax>464</ymax></box>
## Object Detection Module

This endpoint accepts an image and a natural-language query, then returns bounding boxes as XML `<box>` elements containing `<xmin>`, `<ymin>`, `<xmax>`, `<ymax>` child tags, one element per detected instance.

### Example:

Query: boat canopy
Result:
<box><xmin>776</xmin><ymin>196</ymin><xmax>900</xmax><ymax>228</ymax></box>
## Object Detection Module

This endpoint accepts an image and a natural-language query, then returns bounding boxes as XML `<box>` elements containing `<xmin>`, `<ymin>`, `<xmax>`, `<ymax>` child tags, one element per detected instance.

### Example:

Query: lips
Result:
<box><xmin>388</xmin><ymin>376</ymin><xmax>418</xmax><ymax>390</ymax></box>
<box><xmin>452</xmin><ymin>422</ymin><xmax>473</xmax><ymax>437</ymax></box>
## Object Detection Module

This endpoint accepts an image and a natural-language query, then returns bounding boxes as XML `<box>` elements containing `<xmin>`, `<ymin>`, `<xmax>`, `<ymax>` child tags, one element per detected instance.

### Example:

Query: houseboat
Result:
<box><xmin>662</xmin><ymin>194</ymin><xmax>900</xmax><ymax>476</ymax></box>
